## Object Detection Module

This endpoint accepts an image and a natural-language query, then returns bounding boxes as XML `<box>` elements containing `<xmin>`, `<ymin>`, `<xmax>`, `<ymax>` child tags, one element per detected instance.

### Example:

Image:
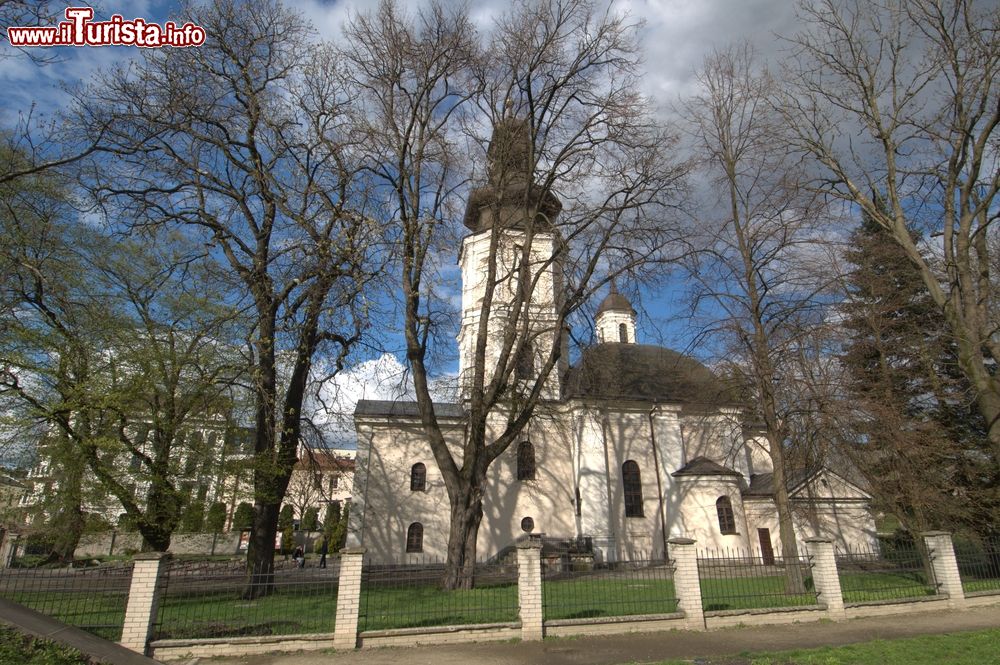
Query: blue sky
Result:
<box><xmin>1</xmin><ymin>0</ymin><xmax>810</xmax><ymax>414</ymax></box>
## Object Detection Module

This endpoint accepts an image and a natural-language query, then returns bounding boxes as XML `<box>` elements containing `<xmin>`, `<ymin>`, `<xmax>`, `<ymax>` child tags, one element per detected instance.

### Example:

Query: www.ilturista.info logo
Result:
<box><xmin>7</xmin><ymin>7</ymin><xmax>206</xmax><ymax>48</ymax></box>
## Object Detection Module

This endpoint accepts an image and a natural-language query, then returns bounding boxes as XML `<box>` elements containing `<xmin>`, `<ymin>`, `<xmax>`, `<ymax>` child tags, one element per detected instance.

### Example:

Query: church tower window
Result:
<box><xmin>623</xmin><ymin>460</ymin><xmax>644</xmax><ymax>517</ymax></box>
<box><xmin>716</xmin><ymin>496</ymin><xmax>736</xmax><ymax>534</ymax></box>
<box><xmin>516</xmin><ymin>341</ymin><xmax>534</xmax><ymax>379</ymax></box>
<box><xmin>517</xmin><ymin>441</ymin><xmax>536</xmax><ymax>481</ymax></box>
<box><xmin>618</xmin><ymin>323</ymin><xmax>628</xmax><ymax>343</ymax></box>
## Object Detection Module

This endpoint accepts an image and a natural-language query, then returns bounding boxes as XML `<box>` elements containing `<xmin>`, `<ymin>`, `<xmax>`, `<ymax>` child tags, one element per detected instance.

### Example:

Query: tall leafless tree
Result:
<box><xmin>681</xmin><ymin>44</ymin><xmax>840</xmax><ymax>589</ymax></box>
<box><xmin>75</xmin><ymin>0</ymin><xmax>381</xmax><ymax>594</ymax></box>
<box><xmin>780</xmin><ymin>0</ymin><xmax>1000</xmax><ymax>466</ymax></box>
<box><xmin>343</xmin><ymin>0</ymin><xmax>687</xmax><ymax>588</ymax></box>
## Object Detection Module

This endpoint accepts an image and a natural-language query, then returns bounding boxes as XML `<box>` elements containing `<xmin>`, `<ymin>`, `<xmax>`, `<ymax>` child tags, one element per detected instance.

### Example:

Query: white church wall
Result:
<box><xmin>672</xmin><ymin>476</ymin><xmax>749</xmax><ymax>551</ymax></box>
<box><xmin>741</xmin><ymin>496</ymin><xmax>877</xmax><ymax>556</ymax></box>
<box><xmin>601</xmin><ymin>408</ymin><xmax>667</xmax><ymax>560</ymax></box>
<box><xmin>744</xmin><ymin>434</ymin><xmax>774</xmax><ymax>475</ymax></box>
<box><xmin>351</xmin><ymin>409</ymin><xmax>579</xmax><ymax>563</ymax></box>
<box><xmin>679</xmin><ymin>412</ymin><xmax>747</xmax><ymax>475</ymax></box>
<box><xmin>572</xmin><ymin>407</ymin><xmax>614</xmax><ymax>559</ymax></box>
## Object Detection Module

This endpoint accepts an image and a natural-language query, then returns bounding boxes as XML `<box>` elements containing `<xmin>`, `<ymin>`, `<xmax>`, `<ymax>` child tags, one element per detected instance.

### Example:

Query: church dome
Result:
<box><xmin>595</xmin><ymin>283</ymin><xmax>635</xmax><ymax>316</ymax></box>
<box><xmin>563</xmin><ymin>343</ymin><xmax>737</xmax><ymax>404</ymax></box>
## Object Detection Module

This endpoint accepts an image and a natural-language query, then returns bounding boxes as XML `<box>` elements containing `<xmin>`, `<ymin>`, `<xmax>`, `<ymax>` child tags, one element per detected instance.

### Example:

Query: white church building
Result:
<box><xmin>347</xmin><ymin>122</ymin><xmax>875</xmax><ymax>564</ymax></box>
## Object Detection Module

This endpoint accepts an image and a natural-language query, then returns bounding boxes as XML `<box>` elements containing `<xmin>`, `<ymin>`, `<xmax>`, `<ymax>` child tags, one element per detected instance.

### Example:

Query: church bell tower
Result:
<box><xmin>457</xmin><ymin>115</ymin><xmax>563</xmax><ymax>401</ymax></box>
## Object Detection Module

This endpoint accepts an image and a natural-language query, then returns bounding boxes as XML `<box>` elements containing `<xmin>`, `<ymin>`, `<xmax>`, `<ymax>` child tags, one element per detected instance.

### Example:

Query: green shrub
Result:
<box><xmin>232</xmin><ymin>502</ymin><xmax>254</xmax><ymax>529</ymax></box>
<box><xmin>179</xmin><ymin>500</ymin><xmax>205</xmax><ymax>532</ymax></box>
<box><xmin>0</xmin><ymin>624</ymin><xmax>96</xmax><ymax>665</ymax></box>
<box><xmin>301</xmin><ymin>506</ymin><xmax>319</xmax><ymax>532</ymax></box>
<box><xmin>204</xmin><ymin>502</ymin><xmax>227</xmax><ymax>532</ymax></box>
<box><xmin>277</xmin><ymin>504</ymin><xmax>294</xmax><ymax>532</ymax></box>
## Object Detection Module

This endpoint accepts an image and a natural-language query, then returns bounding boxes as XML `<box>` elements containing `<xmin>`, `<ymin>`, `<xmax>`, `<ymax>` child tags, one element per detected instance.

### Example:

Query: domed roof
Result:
<box><xmin>596</xmin><ymin>282</ymin><xmax>635</xmax><ymax>316</ymax></box>
<box><xmin>564</xmin><ymin>343</ymin><xmax>738</xmax><ymax>405</ymax></box>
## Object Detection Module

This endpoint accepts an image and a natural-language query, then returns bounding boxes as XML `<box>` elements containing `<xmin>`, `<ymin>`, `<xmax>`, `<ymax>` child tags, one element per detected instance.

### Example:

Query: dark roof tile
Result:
<box><xmin>672</xmin><ymin>456</ymin><xmax>742</xmax><ymax>477</ymax></box>
<box><xmin>354</xmin><ymin>400</ymin><xmax>465</xmax><ymax>419</ymax></box>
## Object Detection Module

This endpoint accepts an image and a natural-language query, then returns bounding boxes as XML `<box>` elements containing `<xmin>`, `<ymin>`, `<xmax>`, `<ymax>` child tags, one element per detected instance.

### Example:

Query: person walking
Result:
<box><xmin>293</xmin><ymin>545</ymin><xmax>304</xmax><ymax>568</ymax></box>
<box><xmin>319</xmin><ymin>537</ymin><xmax>329</xmax><ymax>569</ymax></box>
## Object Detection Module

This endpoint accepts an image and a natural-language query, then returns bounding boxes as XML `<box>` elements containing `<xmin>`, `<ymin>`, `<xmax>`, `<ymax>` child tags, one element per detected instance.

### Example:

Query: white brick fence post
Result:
<box><xmin>922</xmin><ymin>531</ymin><xmax>966</xmax><ymax>608</ymax></box>
<box><xmin>668</xmin><ymin>538</ymin><xmax>705</xmax><ymax>630</ymax></box>
<box><xmin>804</xmin><ymin>537</ymin><xmax>845</xmax><ymax>620</ymax></box>
<box><xmin>120</xmin><ymin>552</ymin><xmax>169</xmax><ymax>654</ymax></box>
<box><xmin>516</xmin><ymin>539</ymin><xmax>543</xmax><ymax>641</ymax></box>
<box><xmin>334</xmin><ymin>547</ymin><xmax>366</xmax><ymax>649</ymax></box>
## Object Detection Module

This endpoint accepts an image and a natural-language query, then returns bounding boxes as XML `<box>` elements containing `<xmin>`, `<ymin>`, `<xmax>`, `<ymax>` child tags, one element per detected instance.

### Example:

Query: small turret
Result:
<box><xmin>595</xmin><ymin>281</ymin><xmax>636</xmax><ymax>344</ymax></box>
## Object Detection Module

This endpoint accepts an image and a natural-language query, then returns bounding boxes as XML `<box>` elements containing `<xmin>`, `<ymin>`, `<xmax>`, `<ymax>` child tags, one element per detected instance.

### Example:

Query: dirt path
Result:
<box><xmin>196</xmin><ymin>604</ymin><xmax>1000</xmax><ymax>665</ymax></box>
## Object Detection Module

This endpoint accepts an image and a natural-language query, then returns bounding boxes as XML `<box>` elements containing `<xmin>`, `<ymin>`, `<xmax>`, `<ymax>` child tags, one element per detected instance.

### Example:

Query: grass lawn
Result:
<box><xmin>2</xmin><ymin>590</ymin><xmax>127</xmax><ymax>641</ymax></box>
<box><xmin>962</xmin><ymin>578</ymin><xmax>1000</xmax><ymax>594</ymax></box>
<box><xmin>359</xmin><ymin>581</ymin><xmax>518</xmax><ymax>631</ymax></box>
<box><xmin>543</xmin><ymin>577</ymin><xmax>678</xmax><ymax>620</ymax></box>
<box><xmin>699</xmin><ymin>575</ymin><xmax>817</xmax><ymax>612</ymax></box>
<box><xmin>837</xmin><ymin>571</ymin><xmax>938</xmax><ymax>603</ymax></box>
<box><xmin>155</xmin><ymin>588</ymin><xmax>340</xmax><ymax>639</ymax></box>
<box><xmin>654</xmin><ymin>628</ymin><xmax>1000</xmax><ymax>664</ymax></box>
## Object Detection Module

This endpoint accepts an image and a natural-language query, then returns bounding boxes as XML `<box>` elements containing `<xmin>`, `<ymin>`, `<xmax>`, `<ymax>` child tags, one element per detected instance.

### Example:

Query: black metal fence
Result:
<box><xmin>836</xmin><ymin>541</ymin><xmax>939</xmax><ymax>603</ymax></box>
<box><xmin>541</xmin><ymin>556</ymin><xmax>677</xmax><ymax>621</ymax></box>
<box><xmin>358</xmin><ymin>557</ymin><xmax>518</xmax><ymax>632</ymax></box>
<box><xmin>0</xmin><ymin>561</ymin><xmax>133</xmax><ymax>640</ymax></box>
<box><xmin>955</xmin><ymin>538</ymin><xmax>1000</xmax><ymax>595</ymax></box>
<box><xmin>154</xmin><ymin>558</ymin><xmax>340</xmax><ymax>640</ymax></box>
<box><xmin>697</xmin><ymin>547</ymin><xmax>818</xmax><ymax>612</ymax></box>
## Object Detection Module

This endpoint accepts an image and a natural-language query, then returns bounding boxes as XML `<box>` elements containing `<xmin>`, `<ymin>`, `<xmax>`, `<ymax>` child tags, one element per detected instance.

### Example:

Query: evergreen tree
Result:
<box><xmin>205</xmin><ymin>502</ymin><xmax>227</xmax><ymax>533</ymax></box>
<box><xmin>301</xmin><ymin>507</ymin><xmax>319</xmax><ymax>532</ymax></box>
<box><xmin>841</xmin><ymin>200</ymin><xmax>997</xmax><ymax>535</ymax></box>
<box><xmin>232</xmin><ymin>503</ymin><xmax>254</xmax><ymax>530</ymax></box>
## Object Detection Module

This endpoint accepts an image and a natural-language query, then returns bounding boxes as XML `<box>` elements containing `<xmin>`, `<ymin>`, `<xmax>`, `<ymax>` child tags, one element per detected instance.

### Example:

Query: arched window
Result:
<box><xmin>406</xmin><ymin>522</ymin><xmax>423</xmax><ymax>553</ymax></box>
<box><xmin>410</xmin><ymin>463</ymin><xmax>426</xmax><ymax>491</ymax></box>
<box><xmin>618</xmin><ymin>323</ymin><xmax>628</xmax><ymax>343</ymax></box>
<box><xmin>517</xmin><ymin>441</ymin><xmax>536</xmax><ymax>481</ymax></box>
<box><xmin>622</xmin><ymin>460</ymin><xmax>644</xmax><ymax>517</ymax></box>
<box><xmin>515</xmin><ymin>341</ymin><xmax>534</xmax><ymax>379</ymax></box>
<box><xmin>716</xmin><ymin>496</ymin><xmax>736</xmax><ymax>534</ymax></box>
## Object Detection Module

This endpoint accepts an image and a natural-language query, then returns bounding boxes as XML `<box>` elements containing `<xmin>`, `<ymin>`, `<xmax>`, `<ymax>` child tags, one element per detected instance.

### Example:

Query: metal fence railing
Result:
<box><xmin>154</xmin><ymin>558</ymin><xmax>340</xmax><ymax>640</ymax></box>
<box><xmin>0</xmin><ymin>561</ymin><xmax>133</xmax><ymax>640</ymax></box>
<box><xmin>697</xmin><ymin>547</ymin><xmax>818</xmax><ymax>612</ymax></box>
<box><xmin>955</xmin><ymin>538</ymin><xmax>1000</xmax><ymax>596</ymax></box>
<box><xmin>836</xmin><ymin>541</ymin><xmax>939</xmax><ymax>604</ymax></box>
<box><xmin>358</xmin><ymin>557</ymin><xmax>518</xmax><ymax>632</ymax></box>
<box><xmin>541</xmin><ymin>556</ymin><xmax>677</xmax><ymax>621</ymax></box>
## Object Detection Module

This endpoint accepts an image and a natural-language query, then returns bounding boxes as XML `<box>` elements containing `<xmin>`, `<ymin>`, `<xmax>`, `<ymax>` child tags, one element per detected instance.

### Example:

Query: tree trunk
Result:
<box><xmin>44</xmin><ymin>436</ymin><xmax>86</xmax><ymax>564</ymax></box>
<box><xmin>138</xmin><ymin>487</ymin><xmax>178</xmax><ymax>553</ymax></box>
<box><xmin>771</xmin><ymin>455</ymin><xmax>806</xmax><ymax>594</ymax></box>
<box><xmin>44</xmin><ymin>505</ymin><xmax>84</xmax><ymax>565</ymax></box>
<box><xmin>244</xmin><ymin>502</ymin><xmax>279</xmax><ymax>599</ymax></box>
<box><xmin>442</xmin><ymin>490</ymin><xmax>484</xmax><ymax>590</ymax></box>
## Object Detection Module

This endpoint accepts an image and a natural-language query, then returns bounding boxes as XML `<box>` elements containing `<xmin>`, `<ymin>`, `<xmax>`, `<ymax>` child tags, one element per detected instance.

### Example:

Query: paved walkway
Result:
<box><xmin>201</xmin><ymin>604</ymin><xmax>1000</xmax><ymax>665</ymax></box>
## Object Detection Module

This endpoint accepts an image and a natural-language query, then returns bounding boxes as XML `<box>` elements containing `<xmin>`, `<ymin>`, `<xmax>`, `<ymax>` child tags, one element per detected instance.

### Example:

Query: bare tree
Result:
<box><xmin>343</xmin><ymin>0</ymin><xmax>686</xmax><ymax>588</ymax></box>
<box><xmin>75</xmin><ymin>0</ymin><xmax>381</xmax><ymax>594</ymax></box>
<box><xmin>681</xmin><ymin>44</ymin><xmax>839</xmax><ymax>589</ymax></box>
<box><xmin>781</xmin><ymin>0</ymin><xmax>1000</xmax><ymax>466</ymax></box>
